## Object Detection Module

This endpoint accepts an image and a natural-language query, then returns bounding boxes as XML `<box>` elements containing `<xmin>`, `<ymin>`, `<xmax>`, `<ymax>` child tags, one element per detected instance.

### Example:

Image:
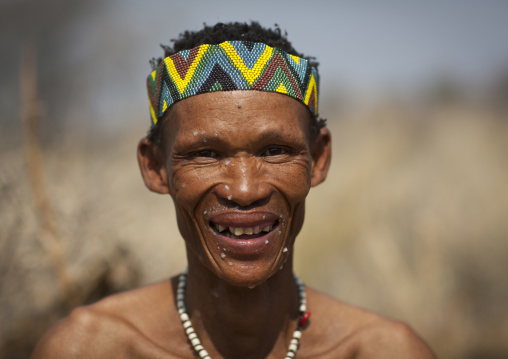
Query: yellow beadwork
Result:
<box><xmin>146</xmin><ymin>41</ymin><xmax>320</xmax><ymax>125</ymax></box>
<box><xmin>164</xmin><ymin>44</ymin><xmax>210</xmax><ymax>94</ymax></box>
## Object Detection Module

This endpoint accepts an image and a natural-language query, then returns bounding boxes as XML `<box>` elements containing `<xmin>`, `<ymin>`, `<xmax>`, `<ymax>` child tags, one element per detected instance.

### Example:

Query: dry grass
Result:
<box><xmin>296</xmin><ymin>104</ymin><xmax>508</xmax><ymax>358</ymax></box>
<box><xmin>1</xmin><ymin>102</ymin><xmax>507</xmax><ymax>358</ymax></box>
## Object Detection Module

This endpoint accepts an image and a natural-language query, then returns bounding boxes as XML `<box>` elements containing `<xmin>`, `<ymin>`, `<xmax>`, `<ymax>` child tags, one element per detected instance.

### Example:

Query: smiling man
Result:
<box><xmin>31</xmin><ymin>22</ymin><xmax>435</xmax><ymax>358</ymax></box>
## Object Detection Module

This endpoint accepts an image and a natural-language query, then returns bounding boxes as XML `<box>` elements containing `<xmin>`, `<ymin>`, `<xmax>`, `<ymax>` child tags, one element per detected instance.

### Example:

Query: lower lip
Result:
<box><xmin>211</xmin><ymin>227</ymin><xmax>278</xmax><ymax>259</ymax></box>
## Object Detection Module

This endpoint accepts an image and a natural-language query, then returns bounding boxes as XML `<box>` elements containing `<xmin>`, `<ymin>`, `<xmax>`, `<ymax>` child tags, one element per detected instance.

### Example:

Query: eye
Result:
<box><xmin>263</xmin><ymin>147</ymin><xmax>287</xmax><ymax>157</ymax></box>
<box><xmin>194</xmin><ymin>150</ymin><xmax>218</xmax><ymax>158</ymax></box>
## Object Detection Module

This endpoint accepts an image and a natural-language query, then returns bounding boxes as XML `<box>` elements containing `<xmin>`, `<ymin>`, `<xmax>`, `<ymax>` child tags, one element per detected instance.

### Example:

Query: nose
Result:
<box><xmin>215</xmin><ymin>157</ymin><xmax>272</xmax><ymax>207</ymax></box>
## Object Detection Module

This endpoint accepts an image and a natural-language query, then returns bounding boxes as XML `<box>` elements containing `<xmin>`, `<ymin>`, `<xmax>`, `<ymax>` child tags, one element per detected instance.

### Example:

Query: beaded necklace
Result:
<box><xmin>176</xmin><ymin>270</ymin><xmax>311</xmax><ymax>359</ymax></box>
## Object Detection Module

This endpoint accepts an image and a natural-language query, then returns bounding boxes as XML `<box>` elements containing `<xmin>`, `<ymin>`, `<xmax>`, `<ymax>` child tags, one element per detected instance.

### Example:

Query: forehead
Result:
<box><xmin>161</xmin><ymin>91</ymin><xmax>311</xmax><ymax>143</ymax></box>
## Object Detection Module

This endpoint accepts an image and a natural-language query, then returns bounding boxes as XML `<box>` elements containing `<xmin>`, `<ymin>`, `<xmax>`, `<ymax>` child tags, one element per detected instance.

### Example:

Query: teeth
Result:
<box><xmin>215</xmin><ymin>224</ymin><xmax>273</xmax><ymax>236</ymax></box>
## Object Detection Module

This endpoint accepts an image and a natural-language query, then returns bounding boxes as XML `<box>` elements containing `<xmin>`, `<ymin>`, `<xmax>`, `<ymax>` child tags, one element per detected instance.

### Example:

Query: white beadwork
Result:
<box><xmin>191</xmin><ymin>338</ymin><xmax>201</xmax><ymax>346</ymax></box>
<box><xmin>177</xmin><ymin>271</ymin><xmax>306</xmax><ymax>358</ymax></box>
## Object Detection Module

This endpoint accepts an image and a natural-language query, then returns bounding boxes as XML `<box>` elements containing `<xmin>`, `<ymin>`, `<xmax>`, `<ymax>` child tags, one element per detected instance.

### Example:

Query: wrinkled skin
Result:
<box><xmin>30</xmin><ymin>91</ymin><xmax>436</xmax><ymax>359</ymax></box>
<box><xmin>139</xmin><ymin>91</ymin><xmax>329</xmax><ymax>287</ymax></box>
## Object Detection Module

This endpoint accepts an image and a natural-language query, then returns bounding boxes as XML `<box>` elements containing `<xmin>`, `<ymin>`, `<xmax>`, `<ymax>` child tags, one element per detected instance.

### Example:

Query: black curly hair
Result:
<box><xmin>147</xmin><ymin>21</ymin><xmax>326</xmax><ymax>146</ymax></box>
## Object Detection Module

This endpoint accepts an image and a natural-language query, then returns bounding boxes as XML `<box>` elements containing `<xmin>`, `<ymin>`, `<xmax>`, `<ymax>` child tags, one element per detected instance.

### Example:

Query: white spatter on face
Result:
<box><xmin>220</xmin><ymin>253</ymin><xmax>226</xmax><ymax>259</ymax></box>
<box><xmin>278</xmin><ymin>230</ymin><xmax>282</xmax><ymax>235</ymax></box>
<box><xmin>248</xmin><ymin>285</ymin><xmax>256</xmax><ymax>289</ymax></box>
<box><xmin>225</xmin><ymin>160</ymin><xmax>231</xmax><ymax>166</ymax></box>
<box><xmin>228</xmin><ymin>262</ymin><xmax>232</xmax><ymax>266</ymax></box>
<box><xmin>193</xmin><ymin>131</ymin><xmax>198</xmax><ymax>136</ymax></box>
<box><xmin>225</xmin><ymin>185</ymin><xmax>229</xmax><ymax>190</ymax></box>
<box><xmin>214</xmin><ymin>133</ymin><xmax>218</xmax><ymax>137</ymax></box>
<box><xmin>265</xmin><ymin>240</ymin><xmax>269</xmax><ymax>245</ymax></box>
<box><xmin>283</xmin><ymin>247</ymin><xmax>288</xmax><ymax>253</ymax></box>
<box><xmin>204</xmin><ymin>210</ymin><xmax>207</xmax><ymax>215</ymax></box>
<box><xmin>200</xmin><ymin>130</ymin><xmax>205</xmax><ymax>135</ymax></box>
<box><xmin>227</xmin><ymin>195</ymin><xmax>232</xmax><ymax>200</ymax></box>
<box><xmin>262</xmin><ymin>215</ymin><xmax>266</xmax><ymax>220</ymax></box>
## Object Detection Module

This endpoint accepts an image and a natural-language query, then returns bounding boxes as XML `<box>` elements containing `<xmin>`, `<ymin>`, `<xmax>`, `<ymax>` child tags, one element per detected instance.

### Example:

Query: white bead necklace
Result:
<box><xmin>176</xmin><ymin>270</ymin><xmax>309</xmax><ymax>359</ymax></box>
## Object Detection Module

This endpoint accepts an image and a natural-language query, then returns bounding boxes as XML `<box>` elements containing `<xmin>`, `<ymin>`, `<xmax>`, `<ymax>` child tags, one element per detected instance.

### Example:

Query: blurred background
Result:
<box><xmin>1</xmin><ymin>0</ymin><xmax>508</xmax><ymax>358</ymax></box>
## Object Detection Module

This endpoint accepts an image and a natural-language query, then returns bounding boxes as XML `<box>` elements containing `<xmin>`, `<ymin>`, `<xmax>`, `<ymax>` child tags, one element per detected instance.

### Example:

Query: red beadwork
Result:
<box><xmin>147</xmin><ymin>40</ymin><xmax>320</xmax><ymax>126</ymax></box>
<box><xmin>299</xmin><ymin>311</ymin><xmax>311</xmax><ymax>326</ymax></box>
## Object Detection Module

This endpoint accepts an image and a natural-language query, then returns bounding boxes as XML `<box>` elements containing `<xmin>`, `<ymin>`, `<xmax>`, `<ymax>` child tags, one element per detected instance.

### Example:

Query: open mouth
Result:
<box><xmin>211</xmin><ymin>221</ymin><xmax>278</xmax><ymax>239</ymax></box>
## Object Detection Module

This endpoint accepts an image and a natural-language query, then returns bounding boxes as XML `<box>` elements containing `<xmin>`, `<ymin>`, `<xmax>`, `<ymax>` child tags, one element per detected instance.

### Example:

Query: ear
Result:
<box><xmin>137</xmin><ymin>138</ymin><xmax>170</xmax><ymax>194</ymax></box>
<box><xmin>310</xmin><ymin>127</ymin><xmax>332</xmax><ymax>187</ymax></box>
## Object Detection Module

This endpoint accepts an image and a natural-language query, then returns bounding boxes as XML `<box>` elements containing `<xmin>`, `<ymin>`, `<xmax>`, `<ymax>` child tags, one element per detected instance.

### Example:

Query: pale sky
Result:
<box><xmin>117</xmin><ymin>0</ymin><xmax>508</xmax><ymax>92</ymax></box>
<box><xmin>2</xmin><ymin>0</ymin><xmax>508</xmax><ymax>130</ymax></box>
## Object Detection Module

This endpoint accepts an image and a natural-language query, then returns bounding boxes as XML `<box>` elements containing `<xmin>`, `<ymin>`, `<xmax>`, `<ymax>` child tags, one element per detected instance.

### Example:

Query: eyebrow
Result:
<box><xmin>258</xmin><ymin>129</ymin><xmax>304</xmax><ymax>143</ymax></box>
<box><xmin>259</xmin><ymin>130</ymin><xmax>283</xmax><ymax>140</ymax></box>
<box><xmin>176</xmin><ymin>125</ymin><xmax>304</xmax><ymax>150</ymax></box>
<box><xmin>185</xmin><ymin>129</ymin><xmax>292</xmax><ymax>141</ymax></box>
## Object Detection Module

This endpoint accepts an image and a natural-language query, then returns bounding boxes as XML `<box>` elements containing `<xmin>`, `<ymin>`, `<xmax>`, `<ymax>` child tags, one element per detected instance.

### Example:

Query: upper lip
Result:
<box><xmin>208</xmin><ymin>211</ymin><xmax>279</xmax><ymax>228</ymax></box>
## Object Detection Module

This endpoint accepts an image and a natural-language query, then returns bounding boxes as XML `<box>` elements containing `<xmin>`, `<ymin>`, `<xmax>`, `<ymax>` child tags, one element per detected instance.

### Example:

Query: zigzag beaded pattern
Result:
<box><xmin>147</xmin><ymin>41</ymin><xmax>319</xmax><ymax>125</ymax></box>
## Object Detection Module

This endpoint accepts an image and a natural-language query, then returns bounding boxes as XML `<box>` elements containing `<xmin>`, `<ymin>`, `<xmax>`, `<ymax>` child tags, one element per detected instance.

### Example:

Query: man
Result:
<box><xmin>32</xmin><ymin>22</ymin><xmax>435</xmax><ymax>358</ymax></box>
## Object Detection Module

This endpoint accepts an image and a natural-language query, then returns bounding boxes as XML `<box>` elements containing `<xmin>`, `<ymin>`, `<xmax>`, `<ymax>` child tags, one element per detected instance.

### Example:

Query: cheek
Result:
<box><xmin>169</xmin><ymin>168</ymin><xmax>217</xmax><ymax>257</ymax></box>
<box><xmin>168</xmin><ymin>167</ymin><xmax>208</xmax><ymax>235</ymax></box>
<box><xmin>169</xmin><ymin>166</ymin><xmax>226</xmax><ymax>241</ymax></box>
<box><xmin>268</xmin><ymin>161</ymin><xmax>312</xmax><ymax>203</ymax></box>
<box><xmin>170</xmin><ymin>166</ymin><xmax>216</xmax><ymax>205</ymax></box>
<box><xmin>268</xmin><ymin>161</ymin><xmax>310</xmax><ymax>239</ymax></box>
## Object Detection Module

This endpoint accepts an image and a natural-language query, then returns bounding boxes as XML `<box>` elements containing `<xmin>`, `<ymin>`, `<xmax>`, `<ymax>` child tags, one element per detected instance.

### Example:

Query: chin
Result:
<box><xmin>213</xmin><ymin>258</ymin><xmax>288</xmax><ymax>288</ymax></box>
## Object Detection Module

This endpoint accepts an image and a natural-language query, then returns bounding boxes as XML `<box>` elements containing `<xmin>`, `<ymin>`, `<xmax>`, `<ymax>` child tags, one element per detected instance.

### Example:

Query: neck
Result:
<box><xmin>183</xmin><ymin>254</ymin><xmax>300</xmax><ymax>359</ymax></box>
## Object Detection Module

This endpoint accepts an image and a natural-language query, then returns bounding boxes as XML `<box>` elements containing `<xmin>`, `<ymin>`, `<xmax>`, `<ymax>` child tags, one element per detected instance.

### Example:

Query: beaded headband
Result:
<box><xmin>147</xmin><ymin>40</ymin><xmax>319</xmax><ymax>125</ymax></box>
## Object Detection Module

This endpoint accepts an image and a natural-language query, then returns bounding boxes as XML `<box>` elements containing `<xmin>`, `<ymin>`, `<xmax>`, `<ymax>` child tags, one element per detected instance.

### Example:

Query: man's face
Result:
<box><xmin>141</xmin><ymin>90</ymin><xmax>329</xmax><ymax>287</ymax></box>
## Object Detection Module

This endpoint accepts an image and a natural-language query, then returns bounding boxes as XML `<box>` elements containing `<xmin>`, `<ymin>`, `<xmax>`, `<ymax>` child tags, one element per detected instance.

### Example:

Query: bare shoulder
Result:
<box><xmin>301</xmin><ymin>288</ymin><xmax>436</xmax><ymax>359</ymax></box>
<box><xmin>31</xmin><ymin>278</ymin><xmax>188</xmax><ymax>359</ymax></box>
